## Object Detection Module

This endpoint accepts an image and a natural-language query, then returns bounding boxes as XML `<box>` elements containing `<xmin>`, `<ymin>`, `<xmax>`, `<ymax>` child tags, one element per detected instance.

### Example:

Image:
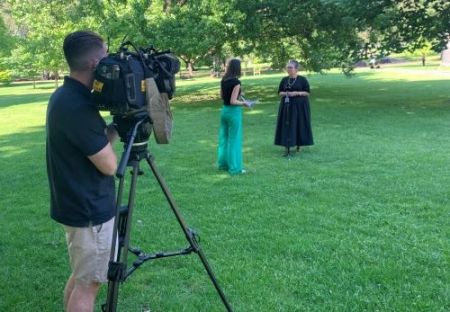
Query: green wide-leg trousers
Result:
<box><xmin>217</xmin><ymin>105</ymin><xmax>243</xmax><ymax>174</ymax></box>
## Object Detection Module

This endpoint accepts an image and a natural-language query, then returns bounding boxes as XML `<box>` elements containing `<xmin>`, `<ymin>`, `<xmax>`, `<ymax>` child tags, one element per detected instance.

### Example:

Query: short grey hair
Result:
<box><xmin>288</xmin><ymin>60</ymin><xmax>299</xmax><ymax>69</ymax></box>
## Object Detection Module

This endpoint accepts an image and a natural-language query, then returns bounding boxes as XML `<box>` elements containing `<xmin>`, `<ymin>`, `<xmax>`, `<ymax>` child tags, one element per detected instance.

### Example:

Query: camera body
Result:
<box><xmin>92</xmin><ymin>42</ymin><xmax>180</xmax><ymax>144</ymax></box>
<box><xmin>92</xmin><ymin>42</ymin><xmax>180</xmax><ymax>116</ymax></box>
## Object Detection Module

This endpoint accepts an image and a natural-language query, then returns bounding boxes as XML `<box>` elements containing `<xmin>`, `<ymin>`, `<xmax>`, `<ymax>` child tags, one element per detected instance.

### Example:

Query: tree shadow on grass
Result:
<box><xmin>0</xmin><ymin>125</ymin><xmax>46</xmax><ymax>162</ymax></box>
<box><xmin>0</xmin><ymin>93</ymin><xmax>51</xmax><ymax>109</ymax></box>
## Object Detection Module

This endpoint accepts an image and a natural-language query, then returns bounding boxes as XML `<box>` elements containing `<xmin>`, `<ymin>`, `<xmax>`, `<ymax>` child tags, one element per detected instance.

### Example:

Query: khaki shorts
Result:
<box><xmin>64</xmin><ymin>218</ymin><xmax>115</xmax><ymax>285</ymax></box>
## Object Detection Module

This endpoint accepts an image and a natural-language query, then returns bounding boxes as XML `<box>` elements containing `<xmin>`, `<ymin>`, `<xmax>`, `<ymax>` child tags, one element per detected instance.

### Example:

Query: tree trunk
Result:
<box><xmin>55</xmin><ymin>70</ymin><xmax>60</xmax><ymax>88</ymax></box>
<box><xmin>422</xmin><ymin>53</ymin><xmax>426</xmax><ymax>66</ymax></box>
<box><xmin>441</xmin><ymin>42</ymin><xmax>450</xmax><ymax>66</ymax></box>
<box><xmin>187</xmin><ymin>62</ymin><xmax>194</xmax><ymax>78</ymax></box>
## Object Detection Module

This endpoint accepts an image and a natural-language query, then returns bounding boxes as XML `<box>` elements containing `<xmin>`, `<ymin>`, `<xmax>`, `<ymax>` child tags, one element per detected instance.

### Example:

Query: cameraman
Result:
<box><xmin>46</xmin><ymin>31</ymin><xmax>118</xmax><ymax>312</ymax></box>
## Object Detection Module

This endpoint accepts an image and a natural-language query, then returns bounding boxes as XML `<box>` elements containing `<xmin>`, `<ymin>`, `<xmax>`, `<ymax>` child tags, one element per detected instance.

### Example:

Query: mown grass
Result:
<box><xmin>1</xmin><ymin>66</ymin><xmax>449</xmax><ymax>311</ymax></box>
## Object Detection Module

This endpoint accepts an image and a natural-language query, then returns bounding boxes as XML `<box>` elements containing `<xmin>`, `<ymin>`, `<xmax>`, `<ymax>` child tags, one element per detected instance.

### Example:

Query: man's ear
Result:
<box><xmin>89</xmin><ymin>58</ymin><xmax>99</xmax><ymax>72</ymax></box>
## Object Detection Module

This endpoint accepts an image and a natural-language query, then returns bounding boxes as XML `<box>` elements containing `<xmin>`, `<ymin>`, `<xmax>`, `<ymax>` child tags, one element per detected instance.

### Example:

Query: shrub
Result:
<box><xmin>0</xmin><ymin>70</ymin><xmax>12</xmax><ymax>86</ymax></box>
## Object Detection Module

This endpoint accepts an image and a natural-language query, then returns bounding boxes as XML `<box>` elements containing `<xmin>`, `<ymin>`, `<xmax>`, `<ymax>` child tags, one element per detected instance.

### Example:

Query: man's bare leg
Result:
<box><xmin>66</xmin><ymin>281</ymin><xmax>101</xmax><ymax>312</ymax></box>
<box><xmin>64</xmin><ymin>274</ymin><xmax>76</xmax><ymax>310</ymax></box>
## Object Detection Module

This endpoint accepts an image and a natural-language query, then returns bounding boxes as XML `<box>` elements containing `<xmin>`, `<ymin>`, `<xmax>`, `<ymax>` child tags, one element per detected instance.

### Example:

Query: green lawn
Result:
<box><xmin>1</xmin><ymin>66</ymin><xmax>449</xmax><ymax>311</ymax></box>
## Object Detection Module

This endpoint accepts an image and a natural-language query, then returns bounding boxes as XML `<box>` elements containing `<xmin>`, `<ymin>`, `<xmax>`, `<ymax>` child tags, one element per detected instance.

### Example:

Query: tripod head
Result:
<box><xmin>114</xmin><ymin>112</ymin><xmax>152</xmax><ymax>145</ymax></box>
<box><xmin>114</xmin><ymin>113</ymin><xmax>152</xmax><ymax>178</ymax></box>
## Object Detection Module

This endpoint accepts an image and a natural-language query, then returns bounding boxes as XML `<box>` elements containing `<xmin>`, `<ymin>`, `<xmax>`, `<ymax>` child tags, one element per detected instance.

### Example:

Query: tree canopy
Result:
<box><xmin>1</xmin><ymin>0</ymin><xmax>449</xmax><ymax>79</ymax></box>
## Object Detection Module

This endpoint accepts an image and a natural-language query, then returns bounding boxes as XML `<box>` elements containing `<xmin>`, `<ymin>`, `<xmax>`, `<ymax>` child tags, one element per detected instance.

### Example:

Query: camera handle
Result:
<box><xmin>103</xmin><ymin>122</ymin><xmax>233</xmax><ymax>312</ymax></box>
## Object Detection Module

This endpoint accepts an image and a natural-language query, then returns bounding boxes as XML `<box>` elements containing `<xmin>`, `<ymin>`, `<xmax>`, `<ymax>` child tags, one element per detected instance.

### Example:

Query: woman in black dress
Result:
<box><xmin>274</xmin><ymin>60</ymin><xmax>314</xmax><ymax>157</ymax></box>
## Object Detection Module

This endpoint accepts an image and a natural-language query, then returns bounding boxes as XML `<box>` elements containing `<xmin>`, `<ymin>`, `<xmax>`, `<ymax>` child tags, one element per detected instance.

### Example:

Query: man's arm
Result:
<box><xmin>88</xmin><ymin>143</ymin><xmax>117</xmax><ymax>176</ymax></box>
<box><xmin>88</xmin><ymin>124</ymin><xmax>118</xmax><ymax>176</ymax></box>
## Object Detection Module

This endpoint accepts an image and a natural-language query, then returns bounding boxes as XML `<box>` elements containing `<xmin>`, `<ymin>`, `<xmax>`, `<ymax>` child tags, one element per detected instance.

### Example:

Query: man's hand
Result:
<box><xmin>106</xmin><ymin>123</ymin><xmax>119</xmax><ymax>143</ymax></box>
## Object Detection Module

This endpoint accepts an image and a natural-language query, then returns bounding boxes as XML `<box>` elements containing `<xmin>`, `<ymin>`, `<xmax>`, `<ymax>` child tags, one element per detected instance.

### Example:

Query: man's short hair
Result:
<box><xmin>63</xmin><ymin>31</ymin><xmax>104</xmax><ymax>72</ymax></box>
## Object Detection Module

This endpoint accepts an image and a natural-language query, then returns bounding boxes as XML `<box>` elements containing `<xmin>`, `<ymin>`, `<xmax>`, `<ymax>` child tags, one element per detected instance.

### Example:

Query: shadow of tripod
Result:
<box><xmin>102</xmin><ymin>118</ymin><xmax>233</xmax><ymax>311</ymax></box>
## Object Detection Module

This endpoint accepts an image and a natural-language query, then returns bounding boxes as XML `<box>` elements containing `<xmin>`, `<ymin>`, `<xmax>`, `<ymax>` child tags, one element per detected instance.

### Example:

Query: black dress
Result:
<box><xmin>274</xmin><ymin>75</ymin><xmax>314</xmax><ymax>148</ymax></box>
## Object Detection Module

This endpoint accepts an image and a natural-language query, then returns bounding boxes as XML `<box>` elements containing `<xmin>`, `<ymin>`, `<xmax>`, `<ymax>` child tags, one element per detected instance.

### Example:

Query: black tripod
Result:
<box><xmin>102</xmin><ymin>119</ymin><xmax>233</xmax><ymax>311</ymax></box>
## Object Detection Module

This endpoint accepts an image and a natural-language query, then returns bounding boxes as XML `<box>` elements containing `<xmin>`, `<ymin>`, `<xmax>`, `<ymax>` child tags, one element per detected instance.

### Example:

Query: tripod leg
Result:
<box><xmin>145</xmin><ymin>154</ymin><xmax>233</xmax><ymax>312</ymax></box>
<box><xmin>120</xmin><ymin>160</ymin><xmax>140</xmax><ymax>266</ymax></box>
<box><xmin>103</xmin><ymin>173</ymin><xmax>125</xmax><ymax>312</ymax></box>
<box><xmin>104</xmin><ymin>160</ymin><xmax>140</xmax><ymax>312</ymax></box>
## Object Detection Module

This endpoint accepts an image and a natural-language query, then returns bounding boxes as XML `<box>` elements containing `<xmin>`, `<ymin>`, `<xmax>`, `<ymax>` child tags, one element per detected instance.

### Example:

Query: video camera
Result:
<box><xmin>92</xmin><ymin>41</ymin><xmax>180</xmax><ymax>145</ymax></box>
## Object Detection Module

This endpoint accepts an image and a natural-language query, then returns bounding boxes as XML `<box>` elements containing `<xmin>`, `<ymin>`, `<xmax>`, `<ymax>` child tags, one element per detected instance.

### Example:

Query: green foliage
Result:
<box><xmin>0</xmin><ymin>14</ymin><xmax>15</xmax><ymax>69</ymax></box>
<box><xmin>145</xmin><ymin>0</ymin><xmax>231</xmax><ymax>74</ymax></box>
<box><xmin>3</xmin><ymin>0</ymin><xmax>133</xmax><ymax>76</ymax></box>
<box><xmin>404</xmin><ymin>41</ymin><xmax>433</xmax><ymax>57</ymax></box>
<box><xmin>6</xmin><ymin>40</ymin><xmax>40</xmax><ymax>79</ymax></box>
<box><xmin>0</xmin><ymin>69</ymin><xmax>11</xmax><ymax>84</ymax></box>
<box><xmin>5</xmin><ymin>0</ymin><xmax>92</xmax><ymax>75</ymax></box>
<box><xmin>343</xmin><ymin>0</ymin><xmax>450</xmax><ymax>54</ymax></box>
<box><xmin>233</xmin><ymin>0</ymin><xmax>364</xmax><ymax>71</ymax></box>
<box><xmin>1</xmin><ymin>0</ymin><xmax>450</xmax><ymax>79</ymax></box>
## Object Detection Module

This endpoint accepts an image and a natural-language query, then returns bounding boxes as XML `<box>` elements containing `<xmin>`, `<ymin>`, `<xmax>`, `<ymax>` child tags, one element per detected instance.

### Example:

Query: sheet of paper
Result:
<box><xmin>241</xmin><ymin>96</ymin><xmax>257</xmax><ymax>108</ymax></box>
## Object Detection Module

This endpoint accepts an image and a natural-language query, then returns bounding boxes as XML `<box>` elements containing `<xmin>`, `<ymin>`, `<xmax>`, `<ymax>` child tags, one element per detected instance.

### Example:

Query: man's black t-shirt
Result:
<box><xmin>221</xmin><ymin>77</ymin><xmax>241</xmax><ymax>105</ymax></box>
<box><xmin>46</xmin><ymin>77</ymin><xmax>115</xmax><ymax>227</ymax></box>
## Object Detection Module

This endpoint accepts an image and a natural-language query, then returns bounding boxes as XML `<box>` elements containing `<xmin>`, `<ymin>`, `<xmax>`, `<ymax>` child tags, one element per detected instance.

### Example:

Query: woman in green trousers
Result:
<box><xmin>217</xmin><ymin>59</ymin><xmax>249</xmax><ymax>175</ymax></box>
